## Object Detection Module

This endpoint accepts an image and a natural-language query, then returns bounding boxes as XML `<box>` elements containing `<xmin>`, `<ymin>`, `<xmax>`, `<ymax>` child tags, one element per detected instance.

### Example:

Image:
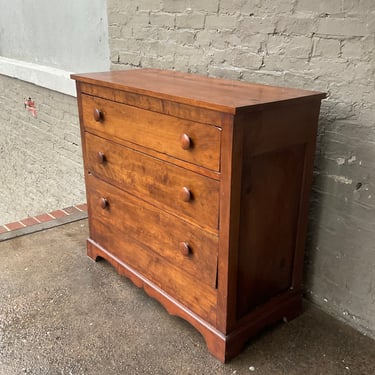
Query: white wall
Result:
<box><xmin>0</xmin><ymin>1</ymin><xmax>110</xmax><ymax>222</ymax></box>
<box><xmin>0</xmin><ymin>0</ymin><xmax>110</xmax><ymax>95</ymax></box>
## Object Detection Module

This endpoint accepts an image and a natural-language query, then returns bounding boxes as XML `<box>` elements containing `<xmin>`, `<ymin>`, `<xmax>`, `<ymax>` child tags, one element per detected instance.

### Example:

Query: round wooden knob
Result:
<box><xmin>97</xmin><ymin>151</ymin><xmax>106</xmax><ymax>164</ymax></box>
<box><xmin>100</xmin><ymin>197</ymin><xmax>109</xmax><ymax>209</ymax></box>
<box><xmin>180</xmin><ymin>133</ymin><xmax>191</xmax><ymax>150</ymax></box>
<box><xmin>180</xmin><ymin>187</ymin><xmax>192</xmax><ymax>202</ymax></box>
<box><xmin>179</xmin><ymin>242</ymin><xmax>190</xmax><ymax>256</ymax></box>
<box><xmin>94</xmin><ymin>108</ymin><xmax>103</xmax><ymax>122</ymax></box>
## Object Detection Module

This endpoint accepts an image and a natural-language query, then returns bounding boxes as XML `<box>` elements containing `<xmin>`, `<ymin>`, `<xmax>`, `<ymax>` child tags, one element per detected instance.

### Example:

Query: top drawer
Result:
<box><xmin>81</xmin><ymin>94</ymin><xmax>222</xmax><ymax>172</ymax></box>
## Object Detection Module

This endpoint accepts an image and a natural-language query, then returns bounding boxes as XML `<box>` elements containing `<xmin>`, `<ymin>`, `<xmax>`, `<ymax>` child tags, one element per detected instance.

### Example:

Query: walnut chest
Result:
<box><xmin>71</xmin><ymin>69</ymin><xmax>325</xmax><ymax>362</ymax></box>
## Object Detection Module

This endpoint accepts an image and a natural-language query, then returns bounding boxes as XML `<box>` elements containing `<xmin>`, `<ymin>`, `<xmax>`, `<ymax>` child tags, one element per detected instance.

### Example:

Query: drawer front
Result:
<box><xmin>87</xmin><ymin>175</ymin><xmax>219</xmax><ymax>290</ymax></box>
<box><xmin>81</xmin><ymin>94</ymin><xmax>221</xmax><ymax>171</ymax></box>
<box><xmin>85</xmin><ymin>132</ymin><xmax>220</xmax><ymax>230</ymax></box>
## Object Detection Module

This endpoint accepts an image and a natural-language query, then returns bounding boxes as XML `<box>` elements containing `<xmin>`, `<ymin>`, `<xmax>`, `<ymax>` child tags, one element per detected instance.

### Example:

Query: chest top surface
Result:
<box><xmin>71</xmin><ymin>69</ymin><xmax>325</xmax><ymax>114</ymax></box>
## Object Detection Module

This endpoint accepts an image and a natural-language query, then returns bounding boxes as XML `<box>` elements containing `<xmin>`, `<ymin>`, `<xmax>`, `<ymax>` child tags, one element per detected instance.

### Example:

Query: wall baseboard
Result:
<box><xmin>0</xmin><ymin>57</ymin><xmax>76</xmax><ymax>97</ymax></box>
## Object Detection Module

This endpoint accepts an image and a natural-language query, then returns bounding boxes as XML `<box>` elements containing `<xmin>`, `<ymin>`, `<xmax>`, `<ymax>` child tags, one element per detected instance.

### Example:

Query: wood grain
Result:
<box><xmin>86</xmin><ymin>188</ymin><xmax>218</xmax><ymax>323</ymax></box>
<box><xmin>72</xmin><ymin>69</ymin><xmax>325</xmax><ymax>113</ymax></box>
<box><xmin>87</xmin><ymin>175</ymin><xmax>219</xmax><ymax>290</ymax></box>
<box><xmin>236</xmin><ymin>144</ymin><xmax>305</xmax><ymax>318</ymax></box>
<box><xmin>85</xmin><ymin>132</ymin><xmax>220</xmax><ymax>230</ymax></box>
<box><xmin>81</xmin><ymin>94</ymin><xmax>222</xmax><ymax>172</ymax></box>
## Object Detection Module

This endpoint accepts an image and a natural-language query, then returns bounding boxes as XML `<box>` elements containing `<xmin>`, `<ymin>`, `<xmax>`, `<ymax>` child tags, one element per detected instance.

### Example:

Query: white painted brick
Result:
<box><xmin>267</xmin><ymin>35</ymin><xmax>312</xmax><ymax>59</ymax></box>
<box><xmin>0</xmin><ymin>75</ymin><xmax>85</xmax><ymax>224</ymax></box>
<box><xmin>254</xmin><ymin>0</ymin><xmax>295</xmax><ymax>14</ymax></box>
<box><xmin>176</xmin><ymin>12</ymin><xmax>205</xmax><ymax>29</ymax></box>
<box><xmin>138</xmin><ymin>0</ymin><xmax>163</xmax><ymax>11</ymax></box>
<box><xmin>174</xmin><ymin>45</ymin><xmax>206</xmax><ymax>71</ymax></box>
<box><xmin>117</xmin><ymin>38</ymin><xmax>142</xmax><ymax>53</ymax></box>
<box><xmin>206</xmin><ymin>14</ymin><xmax>238</xmax><ymax>30</ymax></box>
<box><xmin>242</xmin><ymin>69</ymin><xmax>284</xmax><ymax>86</ymax></box>
<box><xmin>209</xmin><ymin>48</ymin><xmax>228</xmax><ymax>64</ymax></box>
<box><xmin>196</xmin><ymin>29</ymin><xmax>242</xmax><ymax>50</ymax></box>
<box><xmin>276</xmin><ymin>15</ymin><xmax>317</xmax><ymax>36</ymax></box>
<box><xmin>150</xmin><ymin>40</ymin><xmax>177</xmax><ymax>58</ymax></box>
<box><xmin>366</xmin><ymin>11</ymin><xmax>375</xmax><ymax>34</ymax></box>
<box><xmin>172</xmin><ymin>30</ymin><xmax>196</xmax><ymax>45</ymax></box>
<box><xmin>210</xmin><ymin>33</ymin><xmax>228</xmax><ymax>49</ymax></box>
<box><xmin>239</xmin><ymin>16</ymin><xmax>276</xmax><ymax>35</ymax></box>
<box><xmin>186</xmin><ymin>64</ymin><xmax>210</xmax><ymax>75</ymax></box>
<box><xmin>219</xmin><ymin>0</ymin><xmax>243</xmax><ymax>14</ymax></box>
<box><xmin>174</xmin><ymin>44</ymin><xmax>200</xmax><ymax>57</ymax></box>
<box><xmin>287</xmin><ymin>35</ymin><xmax>313</xmax><ymax>58</ymax></box>
<box><xmin>240</xmin><ymin>0</ymin><xmax>260</xmax><ymax>15</ymax></box>
<box><xmin>162</xmin><ymin>0</ymin><xmax>189</xmax><ymax>12</ymax></box>
<box><xmin>140</xmin><ymin>54</ymin><xmax>175</xmax><ymax>68</ymax></box>
<box><xmin>108</xmin><ymin>11</ymin><xmax>131</xmax><ymax>26</ymax></box>
<box><xmin>295</xmin><ymin>0</ymin><xmax>343</xmax><ymax>14</ymax></box>
<box><xmin>189</xmin><ymin>0</ymin><xmax>219</xmax><ymax>13</ymax></box>
<box><xmin>231</xmin><ymin>48</ymin><xmax>263</xmax><ymax>69</ymax></box>
<box><xmin>119</xmin><ymin>52</ymin><xmax>141</xmax><ymax>66</ymax></box>
<box><xmin>120</xmin><ymin>25</ymin><xmax>135</xmax><ymax>39</ymax></box>
<box><xmin>108</xmin><ymin>25</ymin><xmax>122</xmax><ymax>39</ymax></box>
<box><xmin>264</xmin><ymin>54</ymin><xmax>311</xmax><ymax>74</ymax></box>
<box><xmin>157</xmin><ymin>28</ymin><xmax>196</xmax><ymax>46</ymax></box>
<box><xmin>127</xmin><ymin>11</ymin><xmax>150</xmax><ymax>26</ymax></box>
<box><xmin>307</xmin><ymin>59</ymin><xmax>355</xmax><ymax>85</ymax></box>
<box><xmin>109</xmin><ymin>39</ymin><xmax>123</xmax><ymax>53</ymax></box>
<box><xmin>313</xmin><ymin>38</ymin><xmax>341</xmax><ymax>58</ymax></box>
<box><xmin>132</xmin><ymin>25</ymin><xmax>159</xmax><ymax>40</ymax></box>
<box><xmin>238</xmin><ymin>32</ymin><xmax>267</xmax><ymax>51</ymax></box>
<box><xmin>317</xmin><ymin>17</ymin><xmax>368</xmax><ymax>37</ymax></box>
<box><xmin>110</xmin><ymin>50</ymin><xmax>120</xmax><ymax>63</ymax></box>
<box><xmin>174</xmin><ymin>56</ymin><xmax>208</xmax><ymax>73</ymax></box>
<box><xmin>107</xmin><ymin>0</ymin><xmax>138</xmax><ymax>12</ymax></box>
<box><xmin>150</xmin><ymin>12</ymin><xmax>176</xmax><ymax>27</ymax></box>
<box><xmin>343</xmin><ymin>0</ymin><xmax>375</xmax><ymax>14</ymax></box>
<box><xmin>223</xmin><ymin>32</ymin><xmax>242</xmax><ymax>47</ymax></box>
<box><xmin>283</xmin><ymin>71</ymin><xmax>327</xmax><ymax>92</ymax></box>
<box><xmin>195</xmin><ymin>29</ymin><xmax>217</xmax><ymax>46</ymax></box>
<box><xmin>208</xmin><ymin>65</ymin><xmax>242</xmax><ymax>80</ymax></box>
<box><xmin>111</xmin><ymin>62</ymin><xmax>132</xmax><ymax>71</ymax></box>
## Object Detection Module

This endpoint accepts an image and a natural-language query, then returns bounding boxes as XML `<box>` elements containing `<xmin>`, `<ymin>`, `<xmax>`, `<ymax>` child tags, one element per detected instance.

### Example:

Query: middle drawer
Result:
<box><xmin>85</xmin><ymin>132</ymin><xmax>220</xmax><ymax>230</ymax></box>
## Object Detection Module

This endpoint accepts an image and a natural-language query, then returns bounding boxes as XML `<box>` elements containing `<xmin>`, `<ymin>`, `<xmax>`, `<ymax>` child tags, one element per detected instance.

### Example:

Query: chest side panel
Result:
<box><xmin>235</xmin><ymin>102</ymin><xmax>321</xmax><ymax>321</ymax></box>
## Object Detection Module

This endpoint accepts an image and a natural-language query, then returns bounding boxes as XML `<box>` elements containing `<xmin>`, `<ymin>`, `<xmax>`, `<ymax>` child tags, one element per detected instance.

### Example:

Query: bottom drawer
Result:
<box><xmin>86</xmin><ymin>175</ymin><xmax>218</xmax><ymax>324</ymax></box>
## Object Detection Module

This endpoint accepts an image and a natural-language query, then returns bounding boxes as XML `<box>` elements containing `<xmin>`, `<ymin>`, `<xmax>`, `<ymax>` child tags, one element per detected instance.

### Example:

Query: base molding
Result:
<box><xmin>87</xmin><ymin>239</ymin><xmax>302</xmax><ymax>362</ymax></box>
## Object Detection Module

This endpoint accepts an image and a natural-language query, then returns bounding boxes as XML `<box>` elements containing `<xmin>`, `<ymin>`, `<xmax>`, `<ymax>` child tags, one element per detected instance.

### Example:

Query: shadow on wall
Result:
<box><xmin>305</xmin><ymin>99</ymin><xmax>375</xmax><ymax>338</ymax></box>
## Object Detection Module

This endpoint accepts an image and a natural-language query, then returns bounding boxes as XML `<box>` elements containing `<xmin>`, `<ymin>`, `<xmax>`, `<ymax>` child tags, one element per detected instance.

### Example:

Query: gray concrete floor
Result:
<box><xmin>0</xmin><ymin>220</ymin><xmax>374</xmax><ymax>375</ymax></box>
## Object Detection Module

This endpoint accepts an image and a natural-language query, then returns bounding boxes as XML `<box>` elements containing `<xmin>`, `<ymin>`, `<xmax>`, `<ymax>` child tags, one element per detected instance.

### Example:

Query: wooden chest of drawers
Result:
<box><xmin>71</xmin><ymin>69</ymin><xmax>325</xmax><ymax>362</ymax></box>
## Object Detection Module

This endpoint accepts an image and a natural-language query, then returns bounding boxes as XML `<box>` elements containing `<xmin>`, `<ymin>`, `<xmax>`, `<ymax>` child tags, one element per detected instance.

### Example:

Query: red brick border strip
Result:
<box><xmin>0</xmin><ymin>204</ymin><xmax>88</xmax><ymax>241</ymax></box>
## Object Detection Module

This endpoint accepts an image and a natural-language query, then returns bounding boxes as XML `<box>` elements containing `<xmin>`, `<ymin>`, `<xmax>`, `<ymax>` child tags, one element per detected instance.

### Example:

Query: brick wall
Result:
<box><xmin>0</xmin><ymin>75</ymin><xmax>85</xmax><ymax>224</ymax></box>
<box><xmin>107</xmin><ymin>0</ymin><xmax>375</xmax><ymax>337</ymax></box>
